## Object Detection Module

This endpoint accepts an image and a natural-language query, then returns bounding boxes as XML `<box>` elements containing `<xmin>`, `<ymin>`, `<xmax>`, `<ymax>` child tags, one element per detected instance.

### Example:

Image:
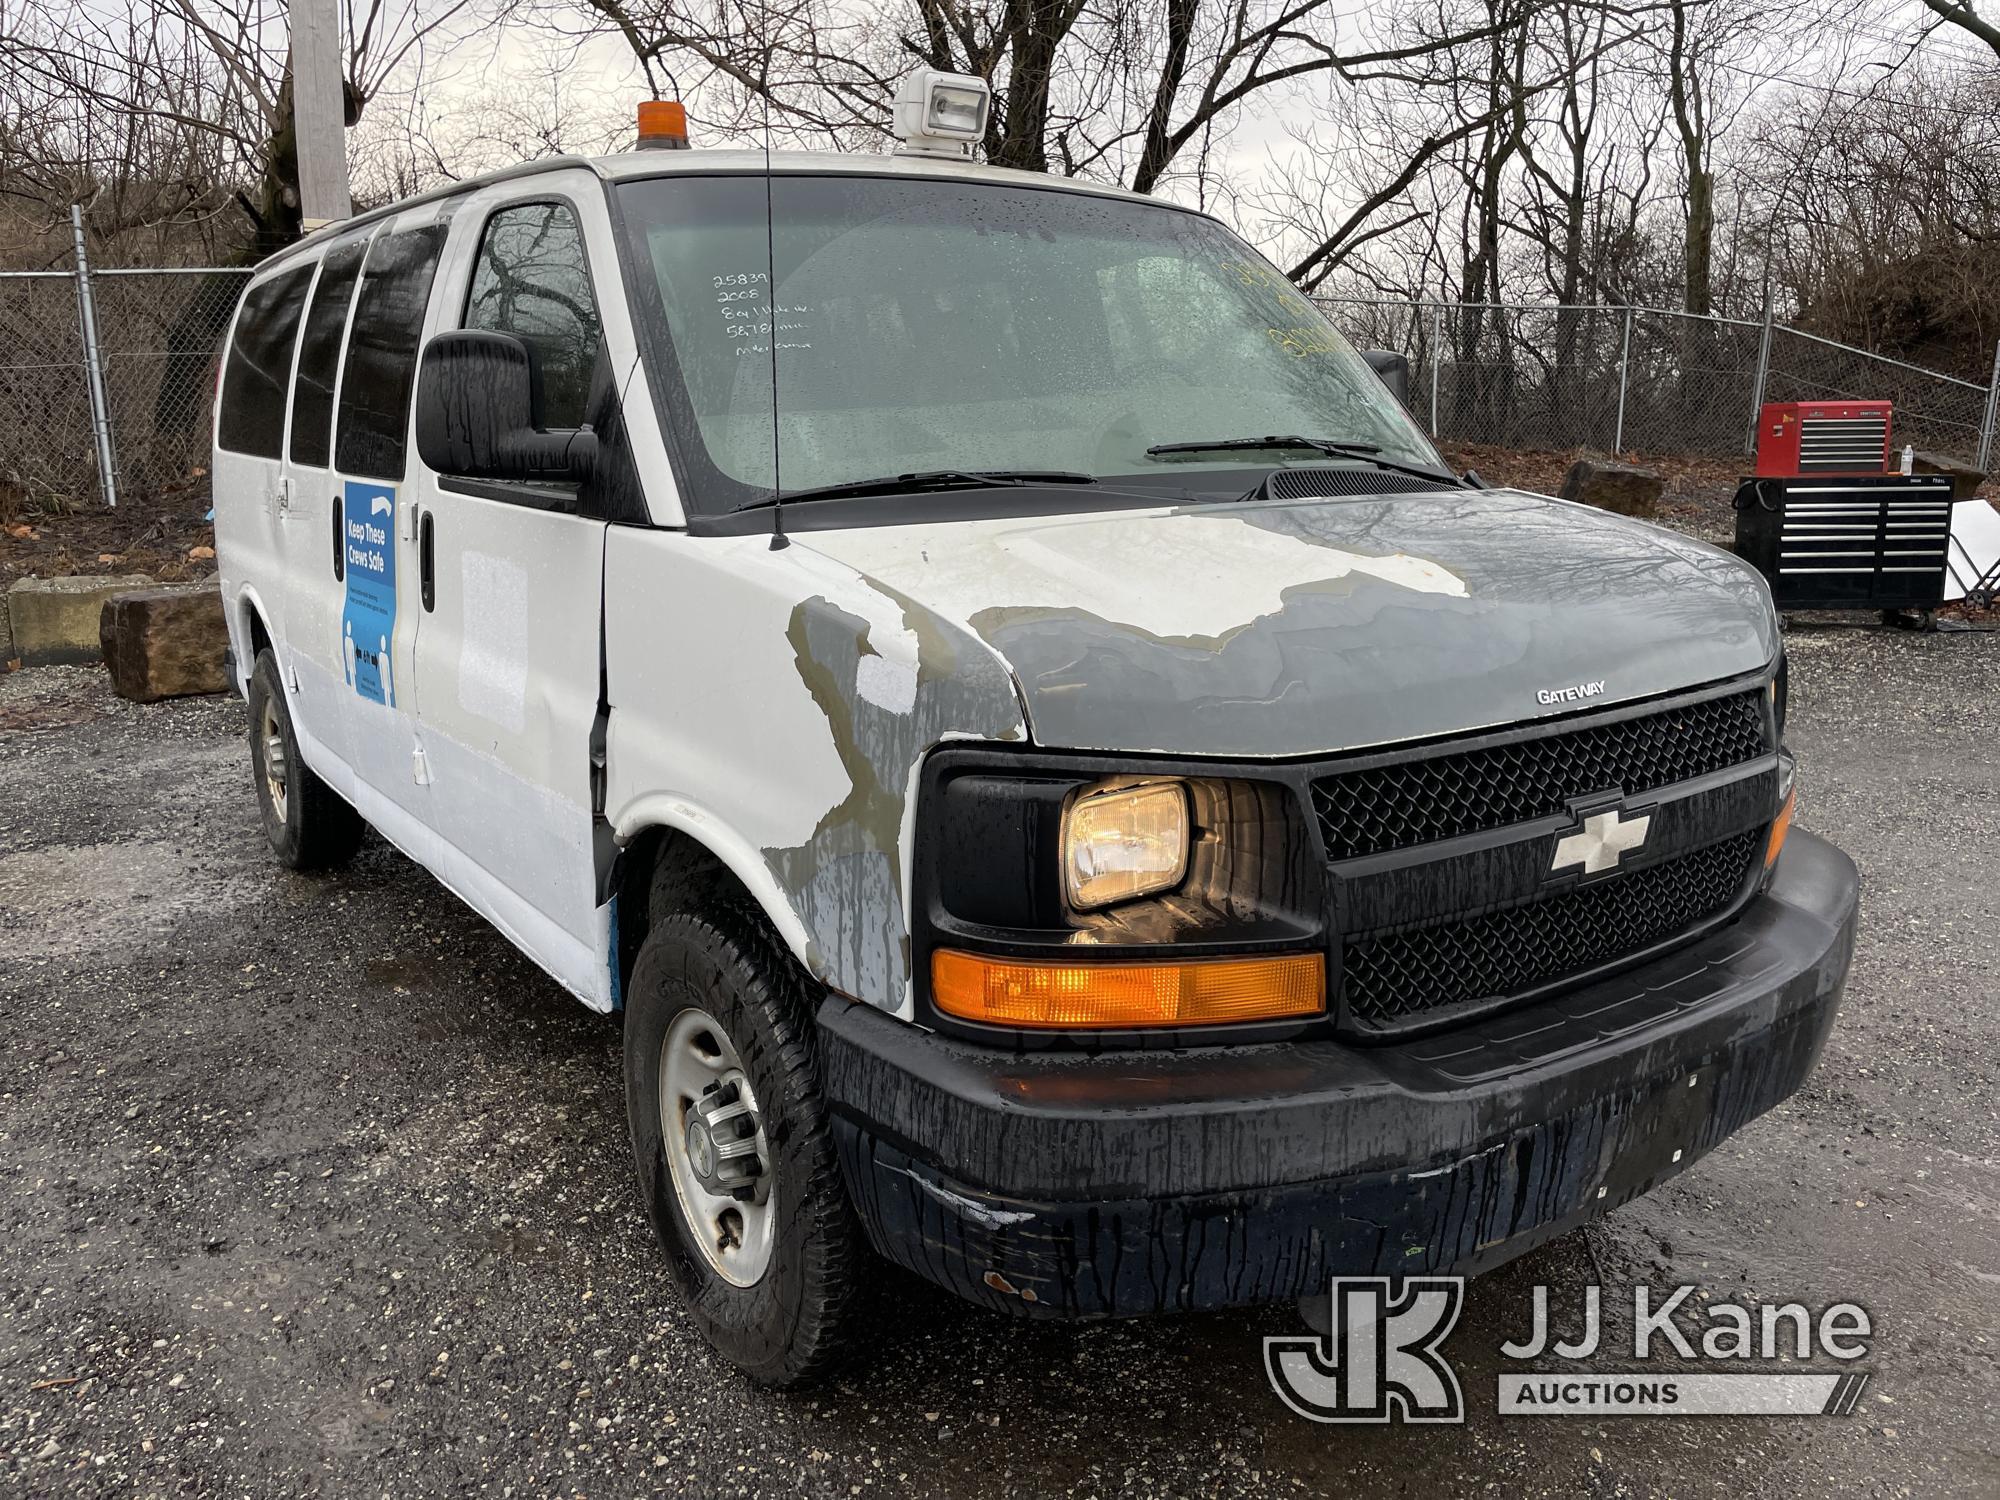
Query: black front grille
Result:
<box><xmin>1313</xmin><ymin>690</ymin><xmax>1768</xmax><ymax>861</ymax></box>
<box><xmin>1341</xmin><ymin>830</ymin><xmax>1762</xmax><ymax>1028</ymax></box>
<box><xmin>1266</xmin><ymin>467</ymin><xmax>1458</xmax><ymax>500</ymax></box>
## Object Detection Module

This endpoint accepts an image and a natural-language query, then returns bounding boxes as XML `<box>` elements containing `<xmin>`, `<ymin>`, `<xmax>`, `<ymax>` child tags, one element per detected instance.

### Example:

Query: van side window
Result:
<box><xmin>217</xmin><ymin>265</ymin><xmax>314</xmax><ymax>459</ymax></box>
<box><xmin>289</xmin><ymin>240</ymin><xmax>366</xmax><ymax>468</ymax></box>
<box><xmin>464</xmin><ymin>202</ymin><xmax>602</xmax><ymax>430</ymax></box>
<box><xmin>335</xmin><ymin>225</ymin><xmax>447</xmax><ymax>480</ymax></box>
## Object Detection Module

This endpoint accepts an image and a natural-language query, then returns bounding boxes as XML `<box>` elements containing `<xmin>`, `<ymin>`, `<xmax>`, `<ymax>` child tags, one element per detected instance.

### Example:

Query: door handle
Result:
<box><xmin>332</xmin><ymin>495</ymin><xmax>345</xmax><ymax>581</ymax></box>
<box><xmin>419</xmin><ymin>509</ymin><xmax>435</xmax><ymax>613</ymax></box>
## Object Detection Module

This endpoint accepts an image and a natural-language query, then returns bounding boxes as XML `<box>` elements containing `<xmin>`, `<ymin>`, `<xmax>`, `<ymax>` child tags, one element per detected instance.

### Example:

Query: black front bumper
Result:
<box><xmin>817</xmin><ymin>830</ymin><xmax>1861</xmax><ymax>1319</ymax></box>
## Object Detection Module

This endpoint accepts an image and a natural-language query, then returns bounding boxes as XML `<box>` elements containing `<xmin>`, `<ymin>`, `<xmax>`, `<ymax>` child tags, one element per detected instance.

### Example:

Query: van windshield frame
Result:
<box><xmin>610</xmin><ymin>170</ymin><xmax>1443</xmax><ymax>519</ymax></box>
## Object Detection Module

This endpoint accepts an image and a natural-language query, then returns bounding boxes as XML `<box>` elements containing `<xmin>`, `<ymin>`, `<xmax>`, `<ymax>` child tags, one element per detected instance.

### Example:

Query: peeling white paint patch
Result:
<box><xmin>855</xmin><ymin>652</ymin><xmax>918</xmax><ymax>714</ymax></box>
<box><xmin>603</xmin><ymin>533</ymin><xmax>878</xmax><ymax>862</ymax></box>
<box><xmin>457</xmin><ymin>551</ymin><xmax>529</xmax><ymax>734</ymax></box>
<box><xmin>892</xmin><ymin>755</ymin><xmax>928</xmax><ymax>1021</ymax></box>
<box><xmin>785</xmin><ymin>543</ymin><xmax>922</xmax><ymax>661</ymax></box>
<box><xmin>806</xmin><ymin>506</ymin><xmax>1467</xmax><ymax>645</ymax></box>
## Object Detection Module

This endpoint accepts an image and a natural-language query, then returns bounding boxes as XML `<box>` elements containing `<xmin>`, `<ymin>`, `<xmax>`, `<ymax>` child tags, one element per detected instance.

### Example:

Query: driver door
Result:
<box><xmin>406</xmin><ymin>183</ymin><xmax>617</xmax><ymax>1006</ymax></box>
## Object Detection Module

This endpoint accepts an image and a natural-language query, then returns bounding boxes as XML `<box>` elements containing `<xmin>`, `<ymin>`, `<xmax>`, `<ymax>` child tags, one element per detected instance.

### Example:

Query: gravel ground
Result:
<box><xmin>2</xmin><ymin>626</ymin><xmax>1997</xmax><ymax>1499</ymax></box>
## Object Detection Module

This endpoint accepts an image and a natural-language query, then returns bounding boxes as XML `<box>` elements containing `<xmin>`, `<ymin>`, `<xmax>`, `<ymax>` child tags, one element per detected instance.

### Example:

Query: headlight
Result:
<box><xmin>1062</xmin><ymin>781</ymin><xmax>1189</xmax><ymax>910</ymax></box>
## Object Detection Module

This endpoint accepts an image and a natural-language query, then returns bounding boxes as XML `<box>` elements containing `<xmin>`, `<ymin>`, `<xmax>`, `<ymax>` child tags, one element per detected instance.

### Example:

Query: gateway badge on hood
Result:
<box><xmin>1537</xmin><ymin>678</ymin><xmax>1608</xmax><ymax>707</ymax></box>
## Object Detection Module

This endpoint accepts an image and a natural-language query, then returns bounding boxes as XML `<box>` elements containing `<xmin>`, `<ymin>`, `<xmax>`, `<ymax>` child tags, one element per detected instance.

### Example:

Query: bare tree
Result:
<box><xmin>555</xmin><ymin>0</ymin><xmax>1559</xmax><ymax>194</ymax></box>
<box><xmin>1918</xmin><ymin>0</ymin><xmax>2000</xmax><ymax>59</ymax></box>
<box><xmin>1258</xmin><ymin>0</ymin><xmax>1646</xmax><ymax>292</ymax></box>
<box><xmin>1652</xmin><ymin>0</ymin><xmax>1782</xmax><ymax>318</ymax></box>
<box><xmin>1</xmin><ymin>0</ymin><xmax>483</xmax><ymax>261</ymax></box>
<box><xmin>1748</xmin><ymin>62</ymin><xmax>2000</xmax><ymax>374</ymax></box>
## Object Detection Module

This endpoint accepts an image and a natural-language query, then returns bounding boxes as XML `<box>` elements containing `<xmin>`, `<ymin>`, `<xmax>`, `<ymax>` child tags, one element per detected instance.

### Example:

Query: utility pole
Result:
<box><xmin>291</xmin><ymin>0</ymin><xmax>350</xmax><ymax>227</ymax></box>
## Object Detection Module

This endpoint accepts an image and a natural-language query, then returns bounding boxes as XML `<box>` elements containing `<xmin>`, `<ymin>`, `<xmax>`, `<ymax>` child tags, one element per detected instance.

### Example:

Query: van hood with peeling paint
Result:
<box><xmin>799</xmin><ymin>487</ymin><xmax>1779</xmax><ymax>759</ymax></box>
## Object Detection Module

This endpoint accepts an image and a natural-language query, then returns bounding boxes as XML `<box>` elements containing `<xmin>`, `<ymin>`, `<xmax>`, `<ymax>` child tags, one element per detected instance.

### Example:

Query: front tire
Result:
<box><xmin>624</xmin><ymin>911</ymin><xmax>864</xmax><ymax>1387</ymax></box>
<box><xmin>246</xmin><ymin>648</ymin><xmax>364</xmax><ymax>870</ymax></box>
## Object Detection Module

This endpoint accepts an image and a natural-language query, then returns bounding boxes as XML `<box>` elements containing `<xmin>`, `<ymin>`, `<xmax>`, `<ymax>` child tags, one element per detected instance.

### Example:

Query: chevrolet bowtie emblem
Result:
<box><xmin>1551</xmin><ymin>808</ymin><xmax>1652</xmax><ymax>876</ymax></box>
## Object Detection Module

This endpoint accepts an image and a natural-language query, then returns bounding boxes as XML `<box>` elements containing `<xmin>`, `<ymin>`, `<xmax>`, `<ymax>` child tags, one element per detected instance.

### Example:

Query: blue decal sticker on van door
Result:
<box><xmin>341</xmin><ymin>480</ymin><xmax>398</xmax><ymax>706</ymax></box>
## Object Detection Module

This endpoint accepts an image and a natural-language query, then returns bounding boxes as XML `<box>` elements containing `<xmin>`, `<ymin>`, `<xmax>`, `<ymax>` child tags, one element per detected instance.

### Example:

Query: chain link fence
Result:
<box><xmin>5</xmin><ymin>267</ymin><xmax>1997</xmax><ymax>514</ymax></box>
<box><xmin>1316</xmin><ymin>298</ymin><xmax>2000</xmax><ymax>470</ymax></box>
<box><xmin>0</xmin><ymin>264</ymin><xmax>249</xmax><ymax>515</ymax></box>
<box><xmin>0</xmin><ymin>272</ymin><xmax>96</xmax><ymax>511</ymax></box>
<box><xmin>94</xmin><ymin>269</ymin><xmax>256</xmax><ymax>504</ymax></box>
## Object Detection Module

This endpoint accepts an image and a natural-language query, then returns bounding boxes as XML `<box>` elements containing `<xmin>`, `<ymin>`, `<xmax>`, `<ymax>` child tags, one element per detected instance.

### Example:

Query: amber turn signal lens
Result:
<box><xmin>1766</xmin><ymin>786</ymin><xmax>1796</xmax><ymax>868</ymax></box>
<box><xmin>931</xmin><ymin>950</ymin><xmax>1325</xmax><ymax>1029</ymax></box>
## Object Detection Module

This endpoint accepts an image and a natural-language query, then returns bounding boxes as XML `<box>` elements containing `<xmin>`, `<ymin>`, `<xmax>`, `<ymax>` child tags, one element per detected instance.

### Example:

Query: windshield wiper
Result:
<box><xmin>1143</xmin><ymin>436</ymin><xmax>1463</xmax><ymax>488</ymax></box>
<box><xmin>743</xmin><ymin>469</ymin><xmax>1099</xmax><ymax>508</ymax></box>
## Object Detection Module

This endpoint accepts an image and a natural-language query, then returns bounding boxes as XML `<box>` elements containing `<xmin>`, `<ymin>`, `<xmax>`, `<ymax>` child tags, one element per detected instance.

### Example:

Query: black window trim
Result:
<box><xmin>449</xmin><ymin>188</ymin><xmax>619</xmax><ymax>518</ymax></box>
<box><xmin>217</xmin><ymin>261</ymin><xmax>316</xmax><ymax>461</ymax></box>
<box><xmin>454</xmin><ymin>189</ymin><xmax>608</xmax><ymax>500</ymax></box>
<box><xmin>458</xmin><ymin>190</ymin><xmax>607</xmax><ymax>376</ymax></box>
<box><xmin>334</xmin><ymin>215</ymin><xmax>453</xmax><ymax>483</ymax></box>
<box><xmin>436</xmin><ymin>475</ymin><xmax>593</xmax><ymax>513</ymax></box>
<box><xmin>286</xmin><ymin>232</ymin><xmax>374</xmax><ymax>469</ymax></box>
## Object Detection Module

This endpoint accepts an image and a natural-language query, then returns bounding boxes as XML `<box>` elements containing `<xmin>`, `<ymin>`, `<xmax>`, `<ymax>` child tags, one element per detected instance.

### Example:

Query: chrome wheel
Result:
<box><xmin>258</xmin><ymin>695</ymin><xmax>289</xmax><ymax>823</ymax></box>
<box><xmin>659</xmin><ymin>1006</ymin><xmax>775</xmax><ymax>1286</ymax></box>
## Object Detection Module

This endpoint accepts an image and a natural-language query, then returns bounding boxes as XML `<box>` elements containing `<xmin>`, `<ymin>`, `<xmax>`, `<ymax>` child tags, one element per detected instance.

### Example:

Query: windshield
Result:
<box><xmin>614</xmin><ymin>172</ymin><xmax>1441</xmax><ymax>513</ymax></box>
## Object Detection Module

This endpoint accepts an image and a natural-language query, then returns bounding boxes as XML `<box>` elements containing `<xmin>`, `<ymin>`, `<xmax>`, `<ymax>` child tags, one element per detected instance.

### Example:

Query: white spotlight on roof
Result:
<box><xmin>891</xmin><ymin>70</ymin><xmax>992</xmax><ymax>159</ymax></box>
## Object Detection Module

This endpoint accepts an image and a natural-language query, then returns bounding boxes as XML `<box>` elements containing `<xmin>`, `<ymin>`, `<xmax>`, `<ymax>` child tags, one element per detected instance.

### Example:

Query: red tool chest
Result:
<box><xmin>1753</xmin><ymin>400</ymin><xmax>1893</xmax><ymax>477</ymax></box>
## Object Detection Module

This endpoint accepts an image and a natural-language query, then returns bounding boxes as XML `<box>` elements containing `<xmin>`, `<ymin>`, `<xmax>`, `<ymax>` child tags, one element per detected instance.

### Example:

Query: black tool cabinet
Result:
<box><xmin>1733</xmin><ymin>474</ymin><xmax>1953</xmax><ymax>610</ymax></box>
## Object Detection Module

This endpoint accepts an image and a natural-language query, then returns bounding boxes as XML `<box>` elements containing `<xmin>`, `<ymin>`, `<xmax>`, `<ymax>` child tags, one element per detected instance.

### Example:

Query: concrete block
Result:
<box><xmin>99</xmin><ymin>584</ymin><xmax>230</xmax><ymax>702</ymax></box>
<box><xmin>1558</xmin><ymin>457</ymin><xmax>1664</xmax><ymax>520</ymax></box>
<box><xmin>5</xmin><ymin>575</ymin><xmax>154</xmax><ymax>668</ymax></box>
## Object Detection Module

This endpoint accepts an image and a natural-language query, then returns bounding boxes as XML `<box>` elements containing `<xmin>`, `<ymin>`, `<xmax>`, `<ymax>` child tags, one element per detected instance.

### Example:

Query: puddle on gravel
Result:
<box><xmin>0</xmin><ymin>839</ymin><xmax>264</xmax><ymax>960</ymax></box>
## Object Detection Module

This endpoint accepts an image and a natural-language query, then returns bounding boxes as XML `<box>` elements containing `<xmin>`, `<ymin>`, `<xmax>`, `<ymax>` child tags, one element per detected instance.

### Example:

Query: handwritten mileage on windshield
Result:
<box><xmin>713</xmin><ymin>271</ymin><xmax>813</xmax><ymax>358</ymax></box>
<box><xmin>1265</xmin><ymin>324</ymin><xmax>1340</xmax><ymax>358</ymax></box>
<box><xmin>1214</xmin><ymin>257</ymin><xmax>1341</xmax><ymax>358</ymax></box>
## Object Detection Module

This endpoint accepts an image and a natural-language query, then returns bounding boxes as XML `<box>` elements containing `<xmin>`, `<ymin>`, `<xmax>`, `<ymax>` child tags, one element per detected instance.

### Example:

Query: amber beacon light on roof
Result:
<box><xmin>636</xmin><ymin>99</ymin><xmax>690</xmax><ymax>150</ymax></box>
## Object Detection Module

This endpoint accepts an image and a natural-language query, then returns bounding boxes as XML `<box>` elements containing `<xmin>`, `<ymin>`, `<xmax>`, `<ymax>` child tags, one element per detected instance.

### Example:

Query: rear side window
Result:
<box><xmin>464</xmin><ymin>202</ymin><xmax>603</xmax><ymax>429</ymax></box>
<box><xmin>289</xmin><ymin>241</ymin><xmax>366</xmax><ymax>467</ymax></box>
<box><xmin>335</xmin><ymin>225</ymin><xmax>446</xmax><ymax>479</ymax></box>
<box><xmin>217</xmin><ymin>265</ymin><xmax>313</xmax><ymax>458</ymax></box>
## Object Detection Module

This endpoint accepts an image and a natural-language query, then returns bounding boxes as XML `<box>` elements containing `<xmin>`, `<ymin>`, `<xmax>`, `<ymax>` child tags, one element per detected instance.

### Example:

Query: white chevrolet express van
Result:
<box><xmin>213</xmin><ymin>82</ymin><xmax>1859</xmax><ymax>1386</ymax></box>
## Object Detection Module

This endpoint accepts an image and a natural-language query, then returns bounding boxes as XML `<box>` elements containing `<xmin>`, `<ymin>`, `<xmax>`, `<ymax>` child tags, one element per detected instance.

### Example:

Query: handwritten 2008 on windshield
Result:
<box><xmin>714</xmin><ymin>271</ymin><xmax>813</xmax><ymax>358</ymax></box>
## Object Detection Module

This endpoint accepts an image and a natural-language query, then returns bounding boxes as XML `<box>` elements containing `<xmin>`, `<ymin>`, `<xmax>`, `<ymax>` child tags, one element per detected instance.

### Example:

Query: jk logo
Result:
<box><xmin>1264</xmin><ymin>1277</ymin><xmax>1466</xmax><ymax>1424</ymax></box>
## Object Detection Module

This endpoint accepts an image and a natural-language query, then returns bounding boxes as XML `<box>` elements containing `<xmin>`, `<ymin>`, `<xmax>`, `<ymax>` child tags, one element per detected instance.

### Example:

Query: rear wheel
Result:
<box><xmin>246</xmin><ymin>648</ymin><xmax>364</xmax><ymax>870</ymax></box>
<box><xmin>624</xmin><ymin>911</ymin><xmax>864</xmax><ymax>1387</ymax></box>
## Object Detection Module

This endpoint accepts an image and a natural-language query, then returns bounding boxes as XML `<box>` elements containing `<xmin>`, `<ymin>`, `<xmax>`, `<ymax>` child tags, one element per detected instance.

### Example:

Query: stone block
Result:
<box><xmin>99</xmin><ymin>584</ymin><xmax>230</xmax><ymax>702</ymax></box>
<box><xmin>1558</xmin><ymin>457</ymin><xmax>1664</xmax><ymax>519</ymax></box>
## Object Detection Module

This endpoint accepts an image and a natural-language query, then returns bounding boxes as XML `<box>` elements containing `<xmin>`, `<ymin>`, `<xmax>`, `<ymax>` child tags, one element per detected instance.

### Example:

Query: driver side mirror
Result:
<box><xmin>1362</xmin><ymin>349</ymin><xmax>1411</xmax><ymax>409</ymax></box>
<box><xmin>415</xmin><ymin>330</ymin><xmax>597</xmax><ymax>483</ymax></box>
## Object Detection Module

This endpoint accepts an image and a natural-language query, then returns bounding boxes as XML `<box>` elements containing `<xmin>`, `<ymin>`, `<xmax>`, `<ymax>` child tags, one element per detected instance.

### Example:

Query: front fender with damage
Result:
<box><xmin>602</xmin><ymin>527</ymin><xmax>1026</xmax><ymax>1015</ymax></box>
